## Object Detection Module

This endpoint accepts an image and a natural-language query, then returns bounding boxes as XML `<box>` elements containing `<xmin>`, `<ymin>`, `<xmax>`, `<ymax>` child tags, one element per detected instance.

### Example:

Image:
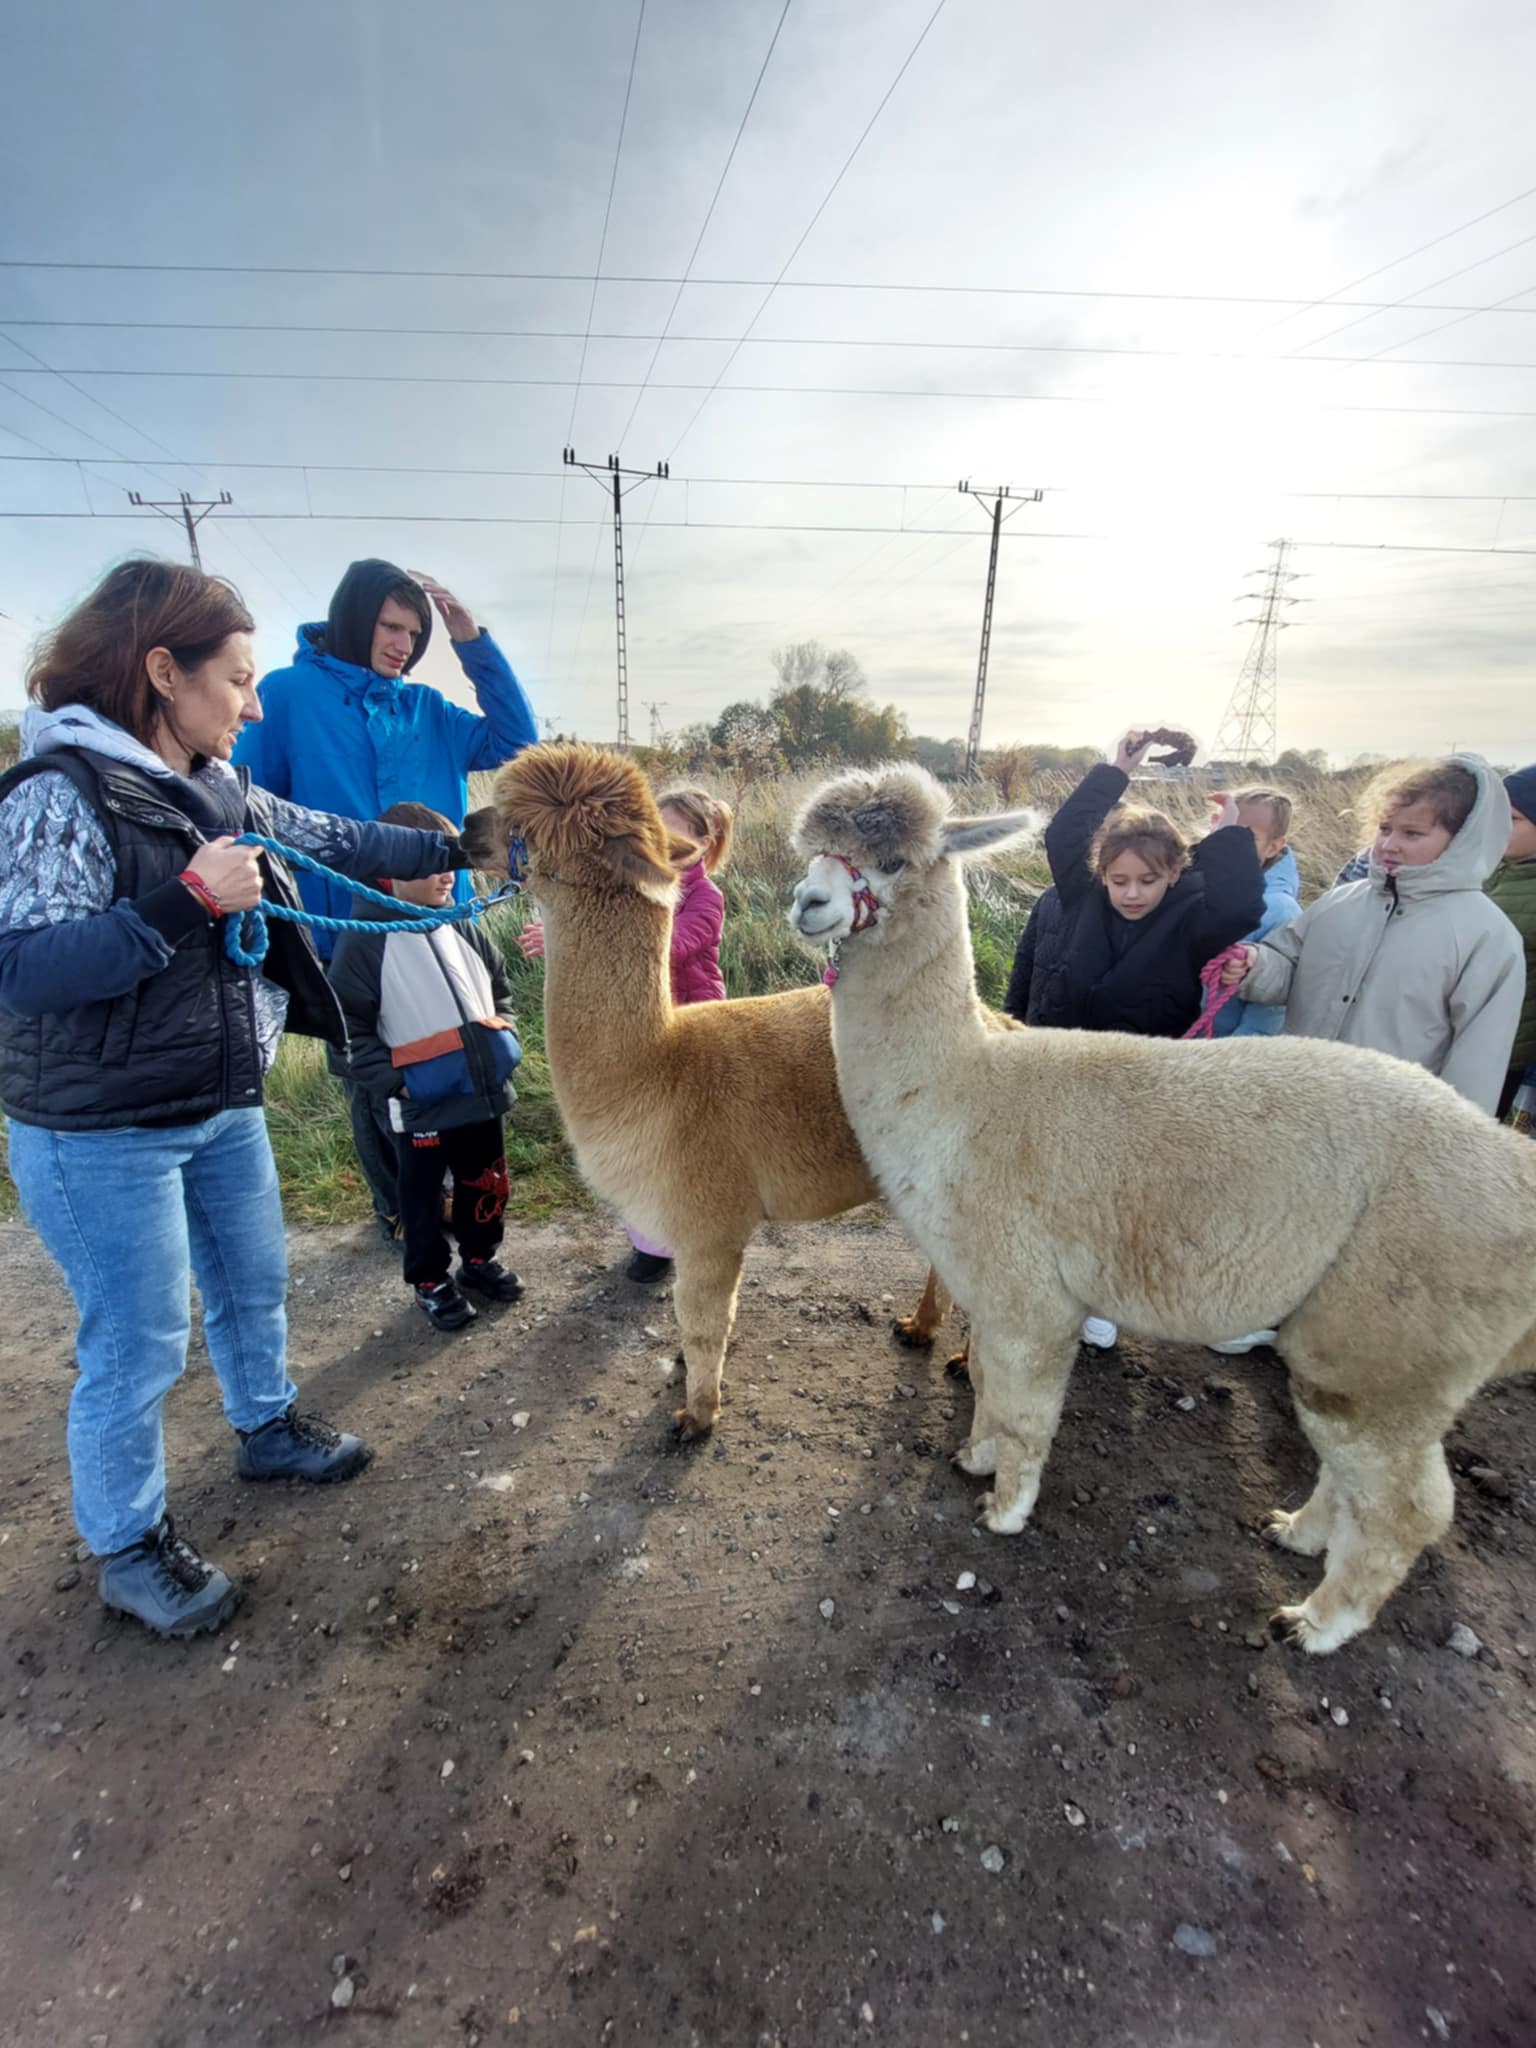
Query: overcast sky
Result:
<box><xmin>2</xmin><ymin>0</ymin><xmax>1533</xmax><ymax>763</ymax></box>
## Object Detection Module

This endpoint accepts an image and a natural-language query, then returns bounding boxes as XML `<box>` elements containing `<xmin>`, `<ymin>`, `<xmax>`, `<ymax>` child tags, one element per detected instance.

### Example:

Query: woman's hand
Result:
<box><xmin>1219</xmin><ymin>944</ymin><xmax>1257</xmax><ymax>988</ymax></box>
<box><xmin>517</xmin><ymin>918</ymin><xmax>546</xmax><ymax>960</ymax></box>
<box><xmin>1113</xmin><ymin>730</ymin><xmax>1155</xmax><ymax>774</ymax></box>
<box><xmin>187</xmin><ymin>837</ymin><xmax>264</xmax><ymax>912</ymax></box>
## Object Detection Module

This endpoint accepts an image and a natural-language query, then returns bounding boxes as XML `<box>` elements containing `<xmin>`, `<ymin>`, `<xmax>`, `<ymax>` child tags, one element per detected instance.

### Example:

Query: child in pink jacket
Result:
<box><xmin>519</xmin><ymin>785</ymin><xmax>734</xmax><ymax>1281</ymax></box>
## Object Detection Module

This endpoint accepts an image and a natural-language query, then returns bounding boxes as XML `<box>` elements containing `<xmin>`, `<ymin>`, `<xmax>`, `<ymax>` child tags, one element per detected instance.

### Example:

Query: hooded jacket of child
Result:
<box><xmin>1028</xmin><ymin>763</ymin><xmax>1265</xmax><ymax>1038</ymax></box>
<box><xmin>233</xmin><ymin>561</ymin><xmax>536</xmax><ymax>951</ymax></box>
<box><xmin>1239</xmin><ymin>754</ymin><xmax>1524</xmax><ymax>1112</ymax></box>
<box><xmin>1209</xmin><ymin>845</ymin><xmax>1302</xmax><ymax>1039</ymax></box>
<box><xmin>669</xmin><ymin>856</ymin><xmax>727</xmax><ymax>1006</ymax></box>
<box><xmin>328</xmin><ymin>900</ymin><xmax>520</xmax><ymax>1135</ymax></box>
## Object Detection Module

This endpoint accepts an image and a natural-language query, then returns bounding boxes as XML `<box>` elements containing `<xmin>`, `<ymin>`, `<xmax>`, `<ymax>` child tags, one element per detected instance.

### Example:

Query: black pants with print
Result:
<box><xmin>396</xmin><ymin>1118</ymin><xmax>510</xmax><ymax>1286</ymax></box>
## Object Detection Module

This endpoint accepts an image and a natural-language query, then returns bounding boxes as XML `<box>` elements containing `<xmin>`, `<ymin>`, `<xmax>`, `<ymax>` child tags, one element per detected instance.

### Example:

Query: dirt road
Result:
<box><xmin>2</xmin><ymin>1210</ymin><xmax>1533</xmax><ymax>2047</ymax></box>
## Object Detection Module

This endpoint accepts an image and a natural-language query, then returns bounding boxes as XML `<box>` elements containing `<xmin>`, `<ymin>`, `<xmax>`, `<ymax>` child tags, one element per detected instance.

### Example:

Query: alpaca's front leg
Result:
<box><xmin>670</xmin><ymin>1244</ymin><xmax>747</xmax><ymax>1440</ymax></box>
<box><xmin>972</xmin><ymin>1321</ymin><xmax>1079</xmax><ymax>1535</ymax></box>
<box><xmin>954</xmin><ymin>1333</ymin><xmax>997</xmax><ymax>1476</ymax></box>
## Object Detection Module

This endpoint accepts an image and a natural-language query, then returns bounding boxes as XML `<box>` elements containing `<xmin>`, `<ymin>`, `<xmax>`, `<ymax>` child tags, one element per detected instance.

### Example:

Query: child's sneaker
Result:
<box><xmin>414</xmin><ymin>1278</ymin><xmax>477</xmax><ymax>1330</ymax></box>
<box><xmin>459</xmin><ymin>1258</ymin><xmax>524</xmax><ymax>1303</ymax></box>
<box><xmin>625</xmin><ymin>1250</ymin><xmax>674</xmax><ymax>1284</ymax></box>
<box><xmin>1080</xmin><ymin>1316</ymin><xmax>1119</xmax><ymax>1350</ymax></box>
<box><xmin>1208</xmin><ymin>1329</ymin><xmax>1279</xmax><ymax>1355</ymax></box>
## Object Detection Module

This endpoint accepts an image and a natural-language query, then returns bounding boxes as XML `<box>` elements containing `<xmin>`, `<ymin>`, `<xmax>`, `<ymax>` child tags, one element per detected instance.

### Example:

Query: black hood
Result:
<box><xmin>323</xmin><ymin>559</ymin><xmax>432</xmax><ymax>674</ymax></box>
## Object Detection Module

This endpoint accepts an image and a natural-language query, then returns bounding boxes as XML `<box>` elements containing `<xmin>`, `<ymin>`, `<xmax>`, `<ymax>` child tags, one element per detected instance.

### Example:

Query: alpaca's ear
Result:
<box><xmin>600</xmin><ymin>833</ymin><xmax>677</xmax><ymax>899</ymax></box>
<box><xmin>667</xmin><ymin>833</ymin><xmax>701</xmax><ymax>866</ymax></box>
<box><xmin>459</xmin><ymin>805</ymin><xmax>507</xmax><ymax>873</ymax></box>
<box><xmin>940</xmin><ymin>811</ymin><xmax>1037</xmax><ymax>859</ymax></box>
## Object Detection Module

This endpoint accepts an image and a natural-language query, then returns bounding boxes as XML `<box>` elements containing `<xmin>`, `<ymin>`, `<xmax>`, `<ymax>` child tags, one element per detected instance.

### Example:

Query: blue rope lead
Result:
<box><xmin>222</xmin><ymin>832</ymin><xmax>518</xmax><ymax>968</ymax></box>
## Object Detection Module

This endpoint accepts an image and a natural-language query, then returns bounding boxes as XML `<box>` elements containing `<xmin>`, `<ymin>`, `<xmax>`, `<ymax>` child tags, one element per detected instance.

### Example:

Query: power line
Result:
<box><xmin>611</xmin><ymin>0</ymin><xmax>793</xmax><ymax>451</ymax></box>
<box><xmin>6</xmin><ymin>256</ymin><xmax>1536</xmax><ymax>316</ymax></box>
<box><xmin>0</xmin><ymin>369</ymin><xmax>314</xmax><ymax>616</ymax></box>
<box><xmin>3</xmin><ymin>506</ymin><xmax>1530</xmax><ymax>554</ymax></box>
<box><xmin>1345</xmin><ymin>278</ymin><xmax>1536</xmax><ymax>367</ymax></box>
<box><xmin>10</xmin><ymin>365</ymin><xmax>1536</xmax><ymax>421</ymax></box>
<box><xmin>6</xmin><ymin>450</ymin><xmax>1536</xmax><ymax>503</ymax></box>
<box><xmin>1289</xmin><ymin>230</ymin><xmax>1536</xmax><ymax>356</ymax></box>
<box><xmin>0</xmin><ymin>327</ymin><xmax>317</xmax><ymax>611</ymax></box>
<box><xmin>547</xmin><ymin>0</ymin><xmax>648</xmax><ymax>690</ymax></box>
<box><xmin>659</xmin><ymin>0</ymin><xmax>951</xmax><ymax>468</ymax></box>
<box><xmin>8</xmin><ymin>316</ymin><xmax>1536</xmax><ymax>374</ymax></box>
<box><xmin>1251</xmin><ymin>182</ymin><xmax>1536</xmax><ymax>339</ymax></box>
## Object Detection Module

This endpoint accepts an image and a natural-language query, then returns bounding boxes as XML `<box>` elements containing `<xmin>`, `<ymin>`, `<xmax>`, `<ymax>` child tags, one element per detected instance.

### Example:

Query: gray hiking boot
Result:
<box><xmin>98</xmin><ymin>1516</ymin><xmax>242</xmax><ymax>1639</ymax></box>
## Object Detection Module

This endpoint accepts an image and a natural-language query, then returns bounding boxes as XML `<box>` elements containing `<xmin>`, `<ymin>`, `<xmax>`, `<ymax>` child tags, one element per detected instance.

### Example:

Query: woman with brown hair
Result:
<box><xmin>0</xmin><ymin>558</ymin><xmax>471</xmax><ymax>1640</ymax></box>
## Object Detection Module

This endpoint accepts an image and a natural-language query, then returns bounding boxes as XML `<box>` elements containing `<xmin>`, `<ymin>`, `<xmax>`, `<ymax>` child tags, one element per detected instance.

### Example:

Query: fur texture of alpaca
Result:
<box><xmin>789</xmin><ymin>762</ymin><xmax>1536</xmax><ymax>1652</ymax></box>
<box><xmin>462</xmin><ymin>744</ymin><xmax>950</xmax><ymax>1436</ymax></box>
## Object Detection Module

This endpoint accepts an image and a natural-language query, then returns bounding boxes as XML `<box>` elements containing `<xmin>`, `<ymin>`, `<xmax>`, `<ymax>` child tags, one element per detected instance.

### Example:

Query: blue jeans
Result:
<box><xmin>7</xmin><ymin>1108</ymin><xmax>297</xmax><ymax>1555</ymax></box>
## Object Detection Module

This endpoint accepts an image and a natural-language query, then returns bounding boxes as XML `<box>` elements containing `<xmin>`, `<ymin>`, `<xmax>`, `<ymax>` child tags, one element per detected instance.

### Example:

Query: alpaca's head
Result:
<box><xmin>461</xmin><ymin>743</ymin><xmax>694</xmax><ymax>902</ymax></box>
<box><xmin>788</xmin><ymin>762</ymin><xmax>1035</xmax><ymax>953</ymax></box>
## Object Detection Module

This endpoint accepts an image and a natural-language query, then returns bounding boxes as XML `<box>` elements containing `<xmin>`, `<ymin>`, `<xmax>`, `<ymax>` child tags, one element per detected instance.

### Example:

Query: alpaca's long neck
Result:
<box><xmin>538</xmin><ymin>884</ymin><xmax>673</xmax><ymax>1121</ymax></box>
<box><xmin>828</xmin><ymin>863</ymin><xmax>992</xmax><ymax>1126</ymax></box>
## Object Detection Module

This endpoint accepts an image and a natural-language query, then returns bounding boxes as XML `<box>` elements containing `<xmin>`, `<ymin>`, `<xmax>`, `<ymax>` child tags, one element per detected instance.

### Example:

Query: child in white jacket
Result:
<box><xmin>1221</xmin><ymin>755</ymin><xmax>1523</xmax><ymax>1115</ymax></box>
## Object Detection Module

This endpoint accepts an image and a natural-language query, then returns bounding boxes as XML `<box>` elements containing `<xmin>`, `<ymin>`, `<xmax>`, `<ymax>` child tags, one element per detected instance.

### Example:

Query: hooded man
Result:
<box><xmin>234</xmin><ymin>559</ymin><xmax>536</xmax><ymax>945</ymax></box>
<box><xmin>234</xmin><ymin>560</ymin><xmax>536</xmax><ymax>1238</ymax></box>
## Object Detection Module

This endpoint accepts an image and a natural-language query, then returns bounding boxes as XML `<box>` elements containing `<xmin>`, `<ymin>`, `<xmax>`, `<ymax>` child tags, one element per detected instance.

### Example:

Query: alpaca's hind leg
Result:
<box><xmin>1275</xmin><ymin>1429</ymin><xmax>1454</xmax><ymax>1655</ymax></box>
<box><xmin>1265</xmin><ymin>1468</ymin><xmax>1340</xmax><ymax>1557</ymax></box>
<box><xmin>670</xmin><ymin>1245</ymin><xmax>746</xmax><ymax>1441</ymax></box>
<box><xmin>971</xmin><ymin>1321</ymin><xmax>1079</xmax><ymax>1536</ymax></box>
<box><xmin>894</xmin><ymin>1266</ymin><xmax>948</xmax><ymax>1349</ymax></box>
<box><xmin>954</xmin><ymin>1335</ymin><xmax>997</xmax><ymax>1477</ymax></box>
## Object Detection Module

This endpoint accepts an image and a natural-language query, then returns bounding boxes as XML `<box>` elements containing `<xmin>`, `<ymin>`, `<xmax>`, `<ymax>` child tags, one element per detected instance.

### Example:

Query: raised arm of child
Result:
<box><xmin>1188</xmin><ymin>791</ymin><xmax>1266</xmax><ymax>954</ymax></box>
<box><xmin>1043</xmin><ymin>731</ymin><xmax>1154</xmax><ymax>905</ymax></box>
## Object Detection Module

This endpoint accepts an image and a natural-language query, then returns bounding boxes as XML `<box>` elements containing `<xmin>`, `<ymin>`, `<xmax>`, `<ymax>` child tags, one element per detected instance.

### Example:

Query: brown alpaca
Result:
<box><xmin>462</xmin><ymin>744</ymin><xmax>947</xmax><ymax>1437</ymax></box>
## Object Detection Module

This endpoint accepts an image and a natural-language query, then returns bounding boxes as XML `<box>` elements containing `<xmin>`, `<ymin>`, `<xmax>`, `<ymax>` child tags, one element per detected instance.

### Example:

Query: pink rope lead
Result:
<box><xmin>1183</xmin><ymin>944</ymin><xmax>1250</xmax><ymax>1040</ymax></box>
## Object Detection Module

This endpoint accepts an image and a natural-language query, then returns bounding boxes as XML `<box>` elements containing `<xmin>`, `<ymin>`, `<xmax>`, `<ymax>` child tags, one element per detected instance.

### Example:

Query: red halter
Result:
<box><xmin>817</xmin><ymin>852</ymin><xmax>882</xmax><ymax>986</ymax></box>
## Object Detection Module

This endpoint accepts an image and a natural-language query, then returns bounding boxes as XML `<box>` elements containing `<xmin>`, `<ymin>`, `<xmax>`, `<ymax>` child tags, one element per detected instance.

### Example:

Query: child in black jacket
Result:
<box><xmin>1003</xmin><ymin>731</ymin><xmax>1264</xmax><ymax>1348</ymax></box>
<box><xmin>1011</xmin><ymin>729</ymin><xmax>1264</xmax><ymax>1037</ymax></box>
<box><xmin>329</xmin><ymin>802</ymin><xmax>525</xmax><ymax>1331</ymax></box>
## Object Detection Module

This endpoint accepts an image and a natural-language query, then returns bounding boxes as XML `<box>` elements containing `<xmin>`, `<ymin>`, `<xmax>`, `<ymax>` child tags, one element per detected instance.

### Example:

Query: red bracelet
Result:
<box><xmin>178</xmin><ymin>870</ymin><xmax>223</xmax><ymax>919</ymax></box>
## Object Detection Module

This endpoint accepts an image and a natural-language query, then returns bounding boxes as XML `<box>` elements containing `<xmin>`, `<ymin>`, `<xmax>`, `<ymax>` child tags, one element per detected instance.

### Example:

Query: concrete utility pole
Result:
<box><xmin>957</xmin><ymin>481</ymin><xmax>1044</xmax><ymax>778</ymax></box>
<box><xmin>126</xmin><ymin>489</ymin><xmax>233</xmax><ymax>569</ymax></box>
<box><xmin>562</xmin><ymin>449</ymin><xmax>670</xmax><ymax>748</ymax></box>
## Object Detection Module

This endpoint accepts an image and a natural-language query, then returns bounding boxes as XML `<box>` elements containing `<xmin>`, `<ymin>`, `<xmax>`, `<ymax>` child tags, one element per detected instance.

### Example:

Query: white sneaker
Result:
<box><xmin>1208</xmin><ymin>1330</ymin><xmax>1279</xmax><ymax>1355</ymax></box>
<box><xmin>1080</xmin><ymin>1316</ymin><xmax>1118</xmax><ymax>1350</ymax></box>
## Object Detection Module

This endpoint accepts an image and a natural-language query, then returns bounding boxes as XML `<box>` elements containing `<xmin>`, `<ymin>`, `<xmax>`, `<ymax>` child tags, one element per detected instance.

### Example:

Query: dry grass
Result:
<box><xmin>0</xmin><ymin>757</ymin><xmax>1371</xmax><ymax>1227</ymax></box>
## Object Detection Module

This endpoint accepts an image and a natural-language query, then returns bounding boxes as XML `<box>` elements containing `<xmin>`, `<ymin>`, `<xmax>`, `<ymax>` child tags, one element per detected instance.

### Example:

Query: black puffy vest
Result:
<box><xmin>0</xmin><ymin>749</ymin><xmax>346</xmax><ymax>1131</ymax></box>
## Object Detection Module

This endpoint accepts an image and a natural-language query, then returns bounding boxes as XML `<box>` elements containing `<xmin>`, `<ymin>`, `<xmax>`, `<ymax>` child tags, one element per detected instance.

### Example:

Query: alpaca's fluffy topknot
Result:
<box><xmin>792</xmin><ymin>762</ymin><xmax>951</xmax><ymax>870</ymax></box>
<box><xmin>492</xmin><ymin>742</ymin><xmax>666</xmax><ymax>860</ymax></box>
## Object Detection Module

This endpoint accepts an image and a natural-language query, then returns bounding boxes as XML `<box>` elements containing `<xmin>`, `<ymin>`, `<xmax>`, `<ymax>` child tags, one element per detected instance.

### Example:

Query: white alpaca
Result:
<box><xmin>788</xmin><ymin>764</ymin><xmax>1536</xmax><ymax>1653</ymax></box>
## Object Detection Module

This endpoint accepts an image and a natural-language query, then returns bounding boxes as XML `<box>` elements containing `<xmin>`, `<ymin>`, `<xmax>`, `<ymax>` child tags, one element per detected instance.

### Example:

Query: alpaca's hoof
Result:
<box><xmin>976</xmin><ymin>1488</ymin><xmax>1032</xmax><ymax>1536</ymax></box>
<box><xmin>1270</xmin><ymin>1599</ymin><xmax>1366</xmax><ymax>1656</ymax></box>
<box><xmin>954</xmin><ymin>1438</ymin><xmax>997</xmax><ymax>1477</ymax></box>
<box><xmin>1264</xmin><ymin>1507</ymin><xmax>1327</xmax><ymax>1557</ymax></box>
<box><xmin>668</xmin><ymin>1406</ymin><xmax>715</xmax><ymax>1448</ymax></box>
<box><xmin>944</xmin><ymin>1347</ymin><xmax>971</xmax><ymax>1380</ymax></box>
<box><xmin>892</xmin><ymin>1314</ymin><xmax>938</xmax><ymax>1350</ymax></box>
